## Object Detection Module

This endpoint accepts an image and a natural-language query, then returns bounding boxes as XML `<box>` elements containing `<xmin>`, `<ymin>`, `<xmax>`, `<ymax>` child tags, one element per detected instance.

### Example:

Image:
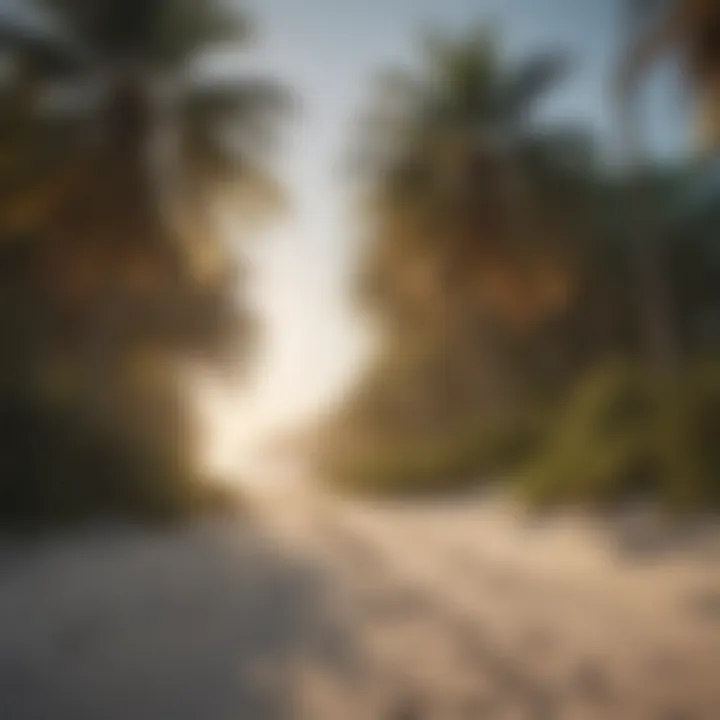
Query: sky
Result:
<box><xmin>199</xmin><ymin>0</ymin><xmax>689</xmax><ymax>471</ymax></box>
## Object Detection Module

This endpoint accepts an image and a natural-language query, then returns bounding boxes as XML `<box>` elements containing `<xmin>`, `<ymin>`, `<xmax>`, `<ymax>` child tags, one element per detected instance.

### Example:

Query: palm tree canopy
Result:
<box><xmin>35</xmin><ymin>0</ymin><xmax>251</xmax><ymax>68</ymax></box>
<box><xmin>0</xmin><ymin>0</ymin><xmax>293</xmax><ymax>237</ymax></box>
<box><xmin>0</xmin><ymin>1</ymin><xmax>293</xmax><ymax>371</ymax></box>
<box><xmin>352</xmin><ymin>25</ymin><xmax>592</xmax><ymax>333</ymax></box>
<box><xmin>358</xmin><ymin>27</ymin><xmax>566</xmax><ymax>147</ymax></box>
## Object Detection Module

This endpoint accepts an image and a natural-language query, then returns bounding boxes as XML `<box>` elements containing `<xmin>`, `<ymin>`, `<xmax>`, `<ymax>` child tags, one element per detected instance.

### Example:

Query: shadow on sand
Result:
<box><xmin>0</xmin><ymin>515</ymin><xmax>354</xmax><ymax>720</ymax></box>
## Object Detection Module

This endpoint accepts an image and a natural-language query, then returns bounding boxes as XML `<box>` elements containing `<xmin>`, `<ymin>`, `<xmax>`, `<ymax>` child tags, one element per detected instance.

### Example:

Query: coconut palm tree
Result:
<box><xmin>618</xmin><ymin>0</ymin><xmax>720</xmax><ymax>154</ymax></box>
<box><xmin>613</xmin><ymin>0</ymin><xmax>700</xmax><ymax>373</ymax></box>
<box><xmin>0</xmin><ymin>1</ymin><xmax>292</xmax><ymax>520</ymax></box>
<box><xmin>353</xmin><ymin>26</ymin><xmax>593</xmax><ymax>332</ymax></box>
<box><xmin>614</xmin><ymin>1</ymin><xmax>720</xmax><ymax>374</ymax></box>
<box><xmin>0</xmin><ymin>0</ymin><xmax>292</xmax><ymax>388</ymax></box>
<box><xmin>349</xmin><ymin>24</ymin><xmax>597</xmax><ymax>432</ymax></box>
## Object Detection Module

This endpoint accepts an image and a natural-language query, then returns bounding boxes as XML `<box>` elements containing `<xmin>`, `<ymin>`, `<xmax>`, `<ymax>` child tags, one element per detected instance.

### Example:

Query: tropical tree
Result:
<box><xmin>0</xmin><ymin>0</ymin><xmax>292</xmax><ymax>521</ymax></box>
<box><xmin>614</xmin><ymin>0</ymin><xmax>690</xmax><ymax>373</ymax></box>
<box><xmin>619</xmin><ymin>0</ymin><xmax>720</xmax><ymax>153</ymax></box>
<box><xmin>2</xmin><ymin>0</ymin><xmax>290</xmax><ymax>354</ymax></box>
<box><xmin>347</xmin><ymin>25</ymin><xmax>597</xmax><ymax>433</ymax></box>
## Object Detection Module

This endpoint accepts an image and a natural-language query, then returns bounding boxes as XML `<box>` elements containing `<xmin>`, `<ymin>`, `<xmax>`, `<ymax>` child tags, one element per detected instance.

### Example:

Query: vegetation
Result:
<box><xmin>324</xmin><ymin>409</ymin><xmax>544</xmax><ymax>497</ymax></box>
<box><xmin>324</xmin><ymin>17</ymin><xmax>720</xmax><ymax>511</ymax></box>
<box><xmin>619</xmin><ymin>0</ymin><xmax>720</xmax><ymax>154</ymax></box>
<box><xmin>519</xmin><ymin>362</ymin><xmax>720</xmax><ymax>510</ymax></box>
<box><xmin>0</xmin><ymin>0</ymin><xmax>290</xmax><ymax>525</ymax></box>
<box><xmin>2</xmin><ymin>2</ymin><xmax>719</xmax><ymax>519</ymax></box>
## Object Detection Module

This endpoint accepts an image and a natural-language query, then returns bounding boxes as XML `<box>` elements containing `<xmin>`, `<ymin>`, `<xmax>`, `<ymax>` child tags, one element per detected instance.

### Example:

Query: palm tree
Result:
<box><xmin>614</xmin><ymin>0</ymin><xmax>698</xmax><ymax>372</ymax></box>
<box><xmin>0</xmin><ymin>1</ymin><xmax>292</xmax><ymax>519</ymax></box>
<box><xmin>618</xmin><ymin>0</ymin><xmax>720</xmax><ymax>154</ymax></box>
<box><xmin>349</xmin><ymin>25</ymin><xmax>596</xmax><ymax>431</ymax></box>
<box><xmin>354</xmin><ymin>26</ymin><xmax>592</xmax><ymax>329</ymax></box>
<box><xmin>0</xmin><ymin>0</ymin><xmax>292</xmax><ymax>404</ymax></box>
<box><xmin>614</xmin><ymin>1</ymin><xmax>720</xmax><ymax>373</ymax></box>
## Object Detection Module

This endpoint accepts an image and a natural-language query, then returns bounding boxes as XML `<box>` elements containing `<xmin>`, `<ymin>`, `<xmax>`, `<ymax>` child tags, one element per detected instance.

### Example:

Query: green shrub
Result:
<box><xmin>325</xmin><ymin>361</ymin><xmax>720</xmax><ymax>512</ymax></box>
<box><xmin>323</xmin><ymin>409</ymin><xmax>544</xmax><ymax>497</ymax></box>
<box><xmin>518</xmin><ymin>361</ymin><xmax>720</xmax><ymax>511</ymax></box>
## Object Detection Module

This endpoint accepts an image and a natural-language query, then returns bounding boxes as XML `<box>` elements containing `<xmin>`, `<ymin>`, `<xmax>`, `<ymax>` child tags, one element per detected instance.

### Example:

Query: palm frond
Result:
<box><xmin>0</xmin><ymin>0</ymin><xmax>85</xmax><ymax>74</ymax></box>
<box><xmin>616</xmin><ymin>3</ymin><xmax>683</xmax><ymax>96</ymax></box>
<box><xmin>184</xmin><ymin>76</ymin><xmax>294</xmax><ymax>126</ymax></box>
<box><xmin>499</xmin><ymin>53</ymin><xmax>568</xmax><ymax>121</ymax></box>
<box><xmin>37</xmin><ymin>0</ymin><xmax>250</xmax><ymax>66</ymax></box>
<box><xmin>154</xmin><ymin>0</ymin><xmax>253</xmax><ymax>66</ymax></box>
<box><xmin>179</xmin><ymin>76</ymin><xmax>292</xmax><ymax>198</ymax></box>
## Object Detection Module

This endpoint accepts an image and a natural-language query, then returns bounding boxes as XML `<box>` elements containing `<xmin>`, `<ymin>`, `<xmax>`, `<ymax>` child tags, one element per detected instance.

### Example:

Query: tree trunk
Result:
<box><xmin>617</xmin><ymin>0</ymin><xmax>680</xmax><ymax>374</ymax></box>
<box><xmin>80</xmin><ymin>72</ymin><xmax>161</xmax><ymax>421</ymax></box>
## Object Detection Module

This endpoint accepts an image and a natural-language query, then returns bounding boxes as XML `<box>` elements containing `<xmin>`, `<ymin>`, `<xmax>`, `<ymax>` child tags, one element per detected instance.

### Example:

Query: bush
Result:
<box><xmin>323</xmin><ymin>409</ymin><xmax>544</xmax><ymax>497</ymax></box>
<box><xmin>518</xmin><ymin>361</ymin><xmax>720</xmax><ymax>511</ymax></box>
<box><xmin>0</xmin><ymin>384</ymin><xmax>234</xmax><ymax>530</ymax></box>
<box><xmin>323</xmin><ymin>361</ymin><xmax>720</xmax><ymax>513</ymax></box>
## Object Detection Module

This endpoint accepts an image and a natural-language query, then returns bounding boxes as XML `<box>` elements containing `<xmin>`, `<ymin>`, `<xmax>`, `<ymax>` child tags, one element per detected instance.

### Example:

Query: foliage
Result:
<box><xmin>0</xmin><ymin>387</ymin><xmax>217</xmax><ymax>529</ymax></box>
<box><xmin>518</xmin><ymin>362</ymin><xmax>720</xmax><ymax>511</ymax></box>
<box><xmin>333</xmin><ymin>24</ymin><xmax>603</xmax><ymax>477</ymax></box>
<box><xmin>352</xmin><ymin>25</ymin><xmax>590</xmax><ymax>336</ymax></box>
<box><xmin>618</xmin><ymin>0</ymin><xmax>720</xmax><ymax>153</ymax></box>
<box><xmin>329</xmin><ymin>18</ymin><xmax>720</xmax><ymax>511</ymax></box>
<box><xmin>0</xmin><ymin>1</ymin><xmax>289</xmax><ymax>525</ymax></box>
<box><xmin>323</xmin><ymin>409</ymin><xmax>544</xmax><ymax>497</ymax></box>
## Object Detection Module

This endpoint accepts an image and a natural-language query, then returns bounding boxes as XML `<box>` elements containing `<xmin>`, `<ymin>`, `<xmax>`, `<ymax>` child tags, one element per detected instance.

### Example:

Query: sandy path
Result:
<box><xmin>1</xmin><ymin>486</ymin><xmax>719</xmax><ymax>719</ymax></box>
